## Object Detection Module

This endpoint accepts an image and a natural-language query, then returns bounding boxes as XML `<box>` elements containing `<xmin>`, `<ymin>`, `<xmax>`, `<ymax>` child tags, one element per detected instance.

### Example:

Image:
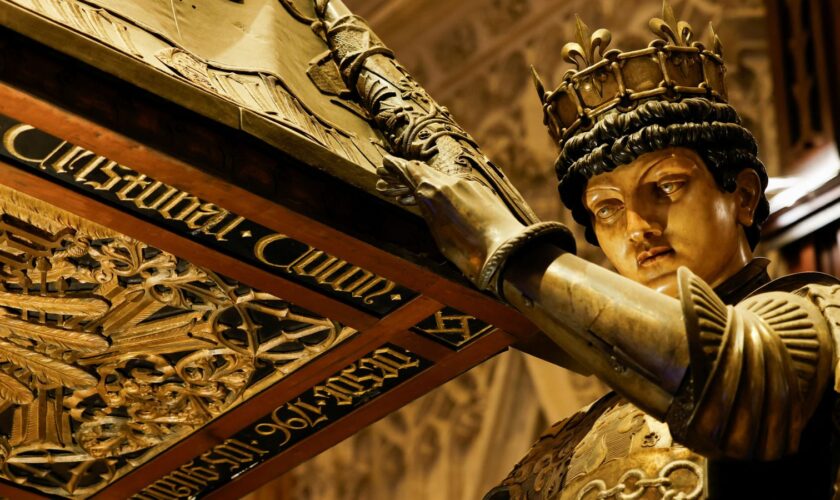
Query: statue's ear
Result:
<box><xmin>734</xmin><ymin>169</ymin><xmax>761</xmax><ymax>227</ymax></box>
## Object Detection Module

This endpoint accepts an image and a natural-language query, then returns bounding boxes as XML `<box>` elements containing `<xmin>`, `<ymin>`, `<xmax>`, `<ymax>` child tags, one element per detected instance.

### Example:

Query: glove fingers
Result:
<box><xmin>376</xmin><ymin>179</ymin><xmax>412</xmax><ymax>195</ymax></box>
<box><xmin>378</xmin><ymin>156</ymin><xmax>434</xmax><ymax>207</ymax></box>
<box><xmin>397</xmin><ymin>194</ymin><xmax>417</xmax><ymax>206</ymax></box>
<box><xmin>380</xmin><ymin>155</ymin><xmax>417</xmax><ymax>187</ymax></box>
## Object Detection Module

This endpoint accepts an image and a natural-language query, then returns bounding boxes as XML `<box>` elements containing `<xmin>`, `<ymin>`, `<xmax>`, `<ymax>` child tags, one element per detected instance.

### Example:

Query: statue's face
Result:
<box><xmin>583</xmin><ymin>147</ymin><xmax>758</xmax><ymax>296</ymax></box>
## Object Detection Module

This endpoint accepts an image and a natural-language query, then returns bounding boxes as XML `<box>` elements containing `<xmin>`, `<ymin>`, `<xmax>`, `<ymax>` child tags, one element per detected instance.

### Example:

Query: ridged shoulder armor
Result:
<box><xmin>793</xmin><ymin>283</ymin><xmax>840</xmax><ymax>394</ymax></box>
<box><xmin>668</xmin><ymin>268</ymin><xmax>834</xmax><ymax>460</ymax></box>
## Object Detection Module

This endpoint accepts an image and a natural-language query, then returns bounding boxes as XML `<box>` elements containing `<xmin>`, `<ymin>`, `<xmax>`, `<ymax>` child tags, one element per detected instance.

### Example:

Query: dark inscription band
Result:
<box><xmin>133</xmin><ymin>345</ymin><xmax>428</xmax><ymax>499</ymax></box>
<box><xmin>0</xmin><ymin>117</ymin><xmax>416</xmax><ymax>316</ymax></box>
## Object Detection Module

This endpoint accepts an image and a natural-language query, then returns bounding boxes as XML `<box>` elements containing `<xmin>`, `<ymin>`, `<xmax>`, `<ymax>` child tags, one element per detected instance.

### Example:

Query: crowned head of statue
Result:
<box><xmin>534</xmin><ymin>1</ymin><xmax>768</xmax><ymax>296</ymax></box>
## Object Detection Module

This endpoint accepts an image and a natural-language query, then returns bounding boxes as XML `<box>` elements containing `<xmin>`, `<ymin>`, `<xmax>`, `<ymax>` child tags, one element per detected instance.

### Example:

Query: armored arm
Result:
<box><xmin>502</xmin><ymin>242</ymin><xmax>833</xmax><ymax>460</ymax></box>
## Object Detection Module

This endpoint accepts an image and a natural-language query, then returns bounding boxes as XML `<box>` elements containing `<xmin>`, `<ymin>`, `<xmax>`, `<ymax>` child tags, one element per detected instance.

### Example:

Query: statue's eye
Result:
<box><xmin>595</xmin><ymin>203</ymin><xmax>621</xmax><ymax>220</ymax></box>
<box><xmin>658</xmin><ymin>180</ymin><xmax>685</xmax><ymax>195</ymax></box>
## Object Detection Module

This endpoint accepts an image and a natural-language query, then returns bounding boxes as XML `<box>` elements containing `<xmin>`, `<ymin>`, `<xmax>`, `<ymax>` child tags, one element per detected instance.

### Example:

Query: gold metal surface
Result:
<box><xmin>562</xmin><ymin>401</ymin><xmax>706</xmax><ymax>500</ymax></box>
<box><xmin>502</xmin><ymin>244</ymin><xmax>687</xmax><ymax>418</ymax></box>
<box><xmin>672</xmin><ymin>273</ymin><xmax>833</xmax><ymax>459</ymax></box>
<box><xmin>487</xmin><ymin>393</ymin><xmax>708</xmax><ymax>500</ymax></box>
<box><xmin>0</xmin><ymin>184</ymin><xmax>354</xmax><ymax>497</ymax></box>
<box><xmin>253</xmin><ymin>234</ymin><xmax>395</xmax><ymax>305</ymax></box>
<box><xmin>2</xmin><ymin>123</ymin><xmax>245</xmax><ymax>243</ymax></box>
<box><xmin>377</xmin><ymin>156</ymin><xmax>572</xmax><ymax>289</ymax></box>
<box><xmin>5</xmin><ymin>0</ymin><xmax>388</xmax><ymax>177</ymax></box>
<box><xmin>0</xmin><ymin>0</ymin><xmax>832</xmax><ymax>496</ymax></box>
<box><xmin>414</xmin><ymin>309</ymin><xmax>494</xmax><ymax>348</ymax></box>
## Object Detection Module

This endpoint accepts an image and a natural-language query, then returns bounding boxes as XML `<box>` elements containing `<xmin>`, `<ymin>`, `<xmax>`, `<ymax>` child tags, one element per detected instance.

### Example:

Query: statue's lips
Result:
<box><xmin>637</xmin><ymin>246</ymin><xmax>674</xmax><ymax>267</ymax></box>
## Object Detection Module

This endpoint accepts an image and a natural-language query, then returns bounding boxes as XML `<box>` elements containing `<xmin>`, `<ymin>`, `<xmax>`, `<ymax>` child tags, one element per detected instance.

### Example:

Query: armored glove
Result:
<box><xmin>377</xmin><ymin>155</ymin><xmax>574</xmax><ymax>296</ymax></box>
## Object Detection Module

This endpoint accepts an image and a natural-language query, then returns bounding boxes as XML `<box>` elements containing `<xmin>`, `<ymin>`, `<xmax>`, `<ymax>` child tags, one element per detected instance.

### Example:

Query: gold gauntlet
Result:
<box><xmin>476</xmin><ymin>221</ymin><xmax>574</xmax><ymax>296</ymax></box>
<box><xmin>376</xmin><ymin>155</ymin><xmax>575</xmax><ymax>294</ymax></box>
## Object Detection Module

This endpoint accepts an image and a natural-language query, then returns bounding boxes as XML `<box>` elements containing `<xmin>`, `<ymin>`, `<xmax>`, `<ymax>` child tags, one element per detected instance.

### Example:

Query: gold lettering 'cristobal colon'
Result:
<box><xmin>254</xmin><ymin>233</ymin><xmax>395</xmax><ymax>304</ymax></box>
<box><xmin>1</xmin><ymin>124</ymin><xmax>245</xmax><ymax>242</ymax></box>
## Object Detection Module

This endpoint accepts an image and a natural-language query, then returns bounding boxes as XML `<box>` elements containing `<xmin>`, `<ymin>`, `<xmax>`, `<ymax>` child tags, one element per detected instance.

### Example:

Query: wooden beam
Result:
<box><xmin>0</xmin><ymin>481</ymin><xmax>50</xmax><ymax>500</ymax></box>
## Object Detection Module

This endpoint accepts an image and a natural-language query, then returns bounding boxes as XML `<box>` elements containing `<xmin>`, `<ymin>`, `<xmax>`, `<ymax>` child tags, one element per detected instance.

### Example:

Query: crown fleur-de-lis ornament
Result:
<box><xmin>649</xmin><ymin>0</ymin><xmax>697</xmax><ymax>76</ymax></box>
<box><xmin>531</xmin><ymin>0</ymin><xmax>728</xmax><ymax>148</ymax></box>
<box><xmin>709</xmin><ymin>22</ymin><xmax>724</xmax><ymax>57</ymax></box>
<box><xmin>649</xmin><ymin>0</ymin><xmax>694</xmax><ymax>47</ymax></box>
<box><xmin>561</xmin><ymin>15</ymin><xmax>613</xmax><ymax>70</ymax></box>
<box><xmin>530</xmin><ymin>64</ymin><xmax>547</xmax><ymax>101</ymax></box>
<box><xmin>561</xmin><ymin>16</ymin><xmax>613</xmax><ymax>97</ymax></box>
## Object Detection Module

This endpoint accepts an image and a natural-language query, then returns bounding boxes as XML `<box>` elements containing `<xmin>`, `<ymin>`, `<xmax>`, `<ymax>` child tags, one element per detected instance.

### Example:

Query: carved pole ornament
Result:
<box><xmin>313</xmin><ymin>0</ymin><xmax>539</xmax><ymax>225</ymax></box>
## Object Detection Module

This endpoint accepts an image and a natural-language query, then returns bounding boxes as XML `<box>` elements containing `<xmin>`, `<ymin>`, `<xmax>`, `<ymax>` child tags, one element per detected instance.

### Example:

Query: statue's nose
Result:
<box><xmin>626</xmin><ymin>208</ymin><xmax>663</xmax><ymax>245</ymax></box>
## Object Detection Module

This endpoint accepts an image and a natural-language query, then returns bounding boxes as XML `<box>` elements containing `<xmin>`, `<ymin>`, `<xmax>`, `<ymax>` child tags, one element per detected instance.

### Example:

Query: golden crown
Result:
<box><xmin>534</xmin><ymin>2</ymin><xmax>727</xmax><ymax>149</ymax></box>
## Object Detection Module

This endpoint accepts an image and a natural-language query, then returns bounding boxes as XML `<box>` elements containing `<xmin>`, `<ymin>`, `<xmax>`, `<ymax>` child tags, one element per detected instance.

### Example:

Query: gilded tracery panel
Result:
<box><xmin>0</xmin><ymin>186</ymin><xmax>354</xmax><ymax>496</ymax></box>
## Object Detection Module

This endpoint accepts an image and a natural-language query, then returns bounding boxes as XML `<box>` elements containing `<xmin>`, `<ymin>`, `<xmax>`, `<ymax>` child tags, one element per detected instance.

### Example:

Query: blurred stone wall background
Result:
<box><xmin>246</xmin><ymin>0</ymin><xmax>773</xmax><ymax>498</ymax></box>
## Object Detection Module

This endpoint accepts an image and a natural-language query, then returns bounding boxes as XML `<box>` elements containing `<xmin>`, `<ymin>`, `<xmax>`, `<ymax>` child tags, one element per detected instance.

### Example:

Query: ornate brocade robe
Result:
<box><xmin>485</xmin><ymin>260</ymin><xmax>840</xmax><ymax>499</ymax></box>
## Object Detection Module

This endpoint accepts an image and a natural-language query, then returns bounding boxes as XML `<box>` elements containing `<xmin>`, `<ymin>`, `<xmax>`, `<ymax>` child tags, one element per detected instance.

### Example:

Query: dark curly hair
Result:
<box><xmin>555</xmin><ymin>97</ymin><xmax>769</xmax><ymax>249</ymax></box>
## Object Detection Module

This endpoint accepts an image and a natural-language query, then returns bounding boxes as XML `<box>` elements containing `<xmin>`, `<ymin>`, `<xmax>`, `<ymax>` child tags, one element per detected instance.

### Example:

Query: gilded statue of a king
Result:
<box><xmin>316</xmin><ymin>1</ymin><xmax>840</xmax><ymax>498</ymax></box>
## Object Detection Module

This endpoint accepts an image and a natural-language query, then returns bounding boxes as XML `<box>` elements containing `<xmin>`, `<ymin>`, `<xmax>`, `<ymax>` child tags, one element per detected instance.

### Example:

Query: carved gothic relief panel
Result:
<box><xmin>0</xmin><ymin>185</ymin><xmax>354</xmax><ymax>496</ymax></box>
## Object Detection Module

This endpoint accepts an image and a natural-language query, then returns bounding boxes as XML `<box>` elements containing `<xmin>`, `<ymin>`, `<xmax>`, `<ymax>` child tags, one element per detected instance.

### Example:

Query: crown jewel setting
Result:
<box><xmin>534</xmin><ymin>1</ymin><xmax>727</xmax><ymax>149</ymax></box>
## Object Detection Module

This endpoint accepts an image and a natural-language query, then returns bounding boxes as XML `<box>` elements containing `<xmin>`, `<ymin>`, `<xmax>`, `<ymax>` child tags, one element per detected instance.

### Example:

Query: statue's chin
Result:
<box><xmin>648</xmin><ymin>274</ymin><xmax>679</xmax><ymax>298</ymax></box>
